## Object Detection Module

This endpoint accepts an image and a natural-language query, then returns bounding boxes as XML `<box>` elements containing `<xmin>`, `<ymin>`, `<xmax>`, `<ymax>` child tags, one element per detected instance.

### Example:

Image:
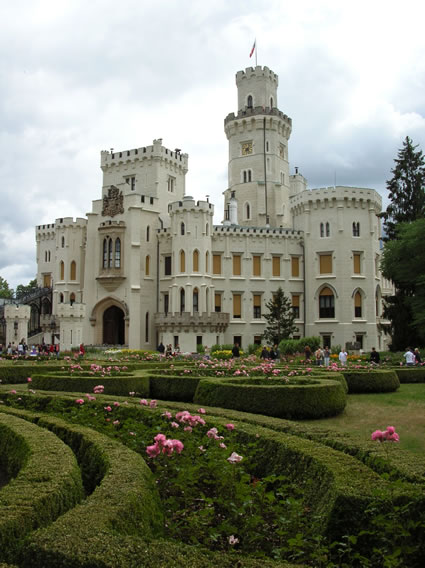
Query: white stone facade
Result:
<box><xmin>35</xmin><ymin>65</ymin><xmax>391</xmax><ymax>353</ymax></box>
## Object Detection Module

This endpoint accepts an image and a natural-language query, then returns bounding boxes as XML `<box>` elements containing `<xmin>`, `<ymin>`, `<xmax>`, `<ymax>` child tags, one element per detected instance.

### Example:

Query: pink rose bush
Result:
<box><xmin>371</xmin><ymin>425</ymin><xmax>400</xmax><ymax>443</ymax></box>
<box><xmin>146</xmin><ymin>433</ymin><xmax>184</xmax><ymax>458</ymax></box>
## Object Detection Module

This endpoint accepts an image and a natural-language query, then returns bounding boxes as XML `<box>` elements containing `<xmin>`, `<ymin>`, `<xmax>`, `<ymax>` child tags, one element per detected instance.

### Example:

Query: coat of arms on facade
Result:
<box><xmin>102</xmin><ymin>186</ymin><xmax>124</xmax><ymax>217</ymax></box>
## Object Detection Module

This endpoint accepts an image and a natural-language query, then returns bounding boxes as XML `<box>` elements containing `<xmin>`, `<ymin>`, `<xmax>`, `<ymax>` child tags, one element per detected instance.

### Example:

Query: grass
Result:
<box><xmin>302</xmin><ymin>383</ymin><xmax>425</xmax><ymax>454</ymax></box>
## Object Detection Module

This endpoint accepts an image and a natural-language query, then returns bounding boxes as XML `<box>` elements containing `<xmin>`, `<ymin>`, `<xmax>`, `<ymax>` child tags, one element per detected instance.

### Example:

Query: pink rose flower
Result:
<box><xmin>225</xmin><ymin>423</ymin><xmax>235</xmax><ymax>431</ymax></box>
<box><xmin>227</xmin><ymin>451</ymin><xmax>243</xmax><ymax>464</ymax></box>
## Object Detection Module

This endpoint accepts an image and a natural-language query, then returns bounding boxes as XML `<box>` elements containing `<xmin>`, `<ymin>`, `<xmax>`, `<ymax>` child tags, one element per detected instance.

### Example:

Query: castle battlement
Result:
<box><xmin>224</xmin><ymin>106</ymin><xmax>291</xmax><ymax>126</ymax></box>
<box><xmin>55</xmin><ymin>217</ymin><xmax>87</xmax><ymax>228</ymax></box>
<box><xmin>168</xmin><ymin>196</ymin><xmax>214</xmax><ymax>215</ymax></box>
<box><xmin>101</xmin><ymin>139</ymin><xmax>188</xmax><ymax>170</ymax></box>
<box><xmin>236</xmin><ymin>66</ymin><xmax>278</xmax><ymax>86</ymax></box>
<box><xmin>290</xmin><ymin>186</ymin><xmax>382</xmax><ymax>210</ymax></box>
<box><xmin>213</xmin><ymin>225</ymin><xmax>303</xmax><ymax>238</ymax></box>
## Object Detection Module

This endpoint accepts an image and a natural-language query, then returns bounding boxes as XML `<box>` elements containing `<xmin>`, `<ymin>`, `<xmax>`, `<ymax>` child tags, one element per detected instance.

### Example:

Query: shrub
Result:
<box><xmin>341</xmin><ymin>370</ymin><xmax>400</xmax><ymax>393</ymax></box>
<box><xmin>395</xmin><ymin>367</ymin><xmax>425</xmax><ymax>383</ymax></box>
<box><xmin>194</xmin><ymin>376</ymin><xmax>347</xmax><ymax>419</ymax></box>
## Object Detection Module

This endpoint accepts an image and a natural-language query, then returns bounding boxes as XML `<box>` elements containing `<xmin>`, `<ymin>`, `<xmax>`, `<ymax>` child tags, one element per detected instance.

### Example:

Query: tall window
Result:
<box><xmin>245</xmin><ymin>203</ymin><xmax>251</xmax><ymax>219</ymax></box>
<box><xmin>292</xmin><ymin>294</ymin><xmax>300</xmax><ymax>318</ymax></box>
<box><xmin>253</xmin><ymin>294</ymin><xmax>261</xmax><ymax>318</ymax></box>
<box><xmin>164</xmin><ymin>293</ymin><xmax>169</xmax><ymax>315</ymax></box>
<box><xmin>213</xmin><ymin>254</ymin><xmax>222</xmax><ymax>275</ymax></box>
<box><xmin>193</xmin><ymin>288</ymin><xmax>199</xmax><ymax>313</ymax></box>
<box><xmin>164</xmin><ymin>255</ymin><xmax>172</xmax><ymax>276</ymax></box>
<box><xmin>205</xmin><ymin>251</ymin><xmax>209</xmax><ymax>273</ymax></box>
<box><xmin>353</xmin><ymin>222</ymin><xmax>360</xmax><ymax>237</ymax></box>
<box><xmin>291</xmin><ymin>256</ymin><xmax>300</xmax><ymax>277</ymax></box>
<box><xmin>193</xmin><ymin>250</ymin><xmax>199</xmax><ymax>272</ymax></box>
<box><xmin>214</xmin><ymin>292</ymin><xmax>222</xmax><ymax>313</ymax></box>
<box><xmin>146</xmin><ymin>226</ymin><xmax>150</xmax><ymax>242</ymax></box>
<box><xmin>61</xmin><ymin>236</ymin><xmax>65</xmax><ymax>248</ymax></box>
<box><xmin>354</xmin><ymin>291</ymin><xmax>362</xmax><ymax>318</ymax></box>
<box><xmin>115</xmin><ymin>238</ymin><xmax>121</xmax><ymax>268</ymax></box>
<box><xmin>180</xmin><ymin>222</ymin><xmax>185</xmax><ymax>235</ymax></box>
<box><xmin>233</xmin><ymin>293</ymin><xmax>242</xmax><ymax>319</ymax></box>
<box><xmin>247</xmin><ymin>95</ymin><xmax>253</xmax><ymax>108</ymax></box>
<box><xmin>319</xmin><ymin>287</ymin><xmax>335</xmax><ymax>318</ymax></box>
<box><xmin>108</xmin><ymin>238</ymin><xmax>113</xmax><ymax>268</ymax></box>
<box><xmin>60</xmin><ymin>261</ymin><xmax>64</xmax><ymax>281</ymax></box>
<box><xmin>253</xmin><ymin>255</ymin><xmax>261</xmax><ymax>277</ymax></box>
<box><xmin>272</xmin><ymin>256</ymin><xmax>281</xmax><ymax>277</ymax></box>
<box><xmin>168</xmin><ymin>176</ymin><xmax>175</xmax><ymax>192</ymax></box>
<box><xmin>180</xmin><ymin>289</ymin><xmax>185</xmax><ymax>313</ymax></box>
<box><xmin>145</xmin><ymin>255</ymin><xmax>150</xmax><ymax>276</ymax></box>
<box><xmin>319</xmin><ymin>254</ymin><xmax>332</xmax><ymax>274</ymax></box>
<box><xmin>145</xmin><ymin>313</ymin><xmax>149</xmax><ymax>342</ymax></box>
<box><xmin>70</xmin><ymin>261</ymin><xmax>76</xmax><ymax>281</ymax></box>
<box><xmin>179</xmin><ymin>250</ymin><xmax>185</xmax><ymax>273</ymax></box>
<box><xmin>320</xmin><ymin>223</ymin><xmax>324</xmax><ymax>238</ymax></box>
<box><xmin>326</xmin><ymin>222</ymin><xmax>330</xmax><ymax>237</ymax></box>
<box><xmin>353</xmin><ymin>253</ymin><xmax>361</xmax><ymax>274</ymax></box>
<box><xmin>103</xmin><ymin>239</ymin><xmax>108</xmax><ymax>268</ymax></box>
<box><xmin>206</xmin><ymin>222</ymin><xmax>209</xmax><ymax>236</ymax></box>
<box><xmin>59</xmin><ymin>293</ymin><xmax>64</xmax><ymax>303</ymax></box>
<box><xmin>233</xmin><ymin>254</ymin><xmax>241</xmax><ymax>276</ymax></box>
<box><xmin>320</xmin><ymin>223</ymin><xmax>330</xmax><ymax>237</ymax></box>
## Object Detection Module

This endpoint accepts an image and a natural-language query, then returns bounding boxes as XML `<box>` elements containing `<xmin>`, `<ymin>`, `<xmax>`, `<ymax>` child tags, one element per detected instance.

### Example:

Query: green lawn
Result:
<box><xmin>301</xmin><ymin>383</ymin><xmax>425</xmax><ymax>454</ymax></box>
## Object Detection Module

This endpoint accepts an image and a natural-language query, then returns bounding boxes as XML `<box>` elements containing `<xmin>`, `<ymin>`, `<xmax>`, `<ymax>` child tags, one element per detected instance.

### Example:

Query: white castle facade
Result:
<box><xmin>35</xmin><ymin>65</ymin><xmax>392</xmax><ymax>353</ymax></box>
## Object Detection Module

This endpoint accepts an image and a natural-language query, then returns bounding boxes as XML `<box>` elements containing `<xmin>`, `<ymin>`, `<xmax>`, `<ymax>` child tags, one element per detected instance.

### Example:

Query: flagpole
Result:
<box><xmin>255</xmin><ymin>40</ymin><xmax>258</xmax><ymax>66</ymax></box>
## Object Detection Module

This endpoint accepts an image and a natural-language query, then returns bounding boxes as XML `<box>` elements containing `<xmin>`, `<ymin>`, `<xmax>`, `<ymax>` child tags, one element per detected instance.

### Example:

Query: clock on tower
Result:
<box><xmin>241</xmin><ymin>142</ymin><xmax>253</xmax><ymax>156</ymax></box>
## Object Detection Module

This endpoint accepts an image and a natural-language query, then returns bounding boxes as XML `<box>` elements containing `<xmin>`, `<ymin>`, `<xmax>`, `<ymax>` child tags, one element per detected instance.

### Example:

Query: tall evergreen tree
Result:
<box><xmin>262</xmin><ymin>287</ymin><xmax>297</xmax><ymax>346</ymax></box>
<box><xmin>380</xmin><ymin>136</ymin><xmax>425</xmax><ymax>241</ymax></box>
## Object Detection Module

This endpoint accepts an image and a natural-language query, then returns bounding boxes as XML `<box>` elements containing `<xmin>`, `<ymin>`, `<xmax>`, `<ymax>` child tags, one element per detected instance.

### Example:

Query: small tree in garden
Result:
<box><xmin>262</xmin><ymin>287</ymin><xmax>297</xmax><ymax>345</ymax></box>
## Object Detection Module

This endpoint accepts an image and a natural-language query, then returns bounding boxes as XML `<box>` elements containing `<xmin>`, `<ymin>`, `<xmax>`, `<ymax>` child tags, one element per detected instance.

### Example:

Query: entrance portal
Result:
<box><xmin>103</xmin><ymin>306</ymin><xmax>125</xmax><ymax>345</ymax></box>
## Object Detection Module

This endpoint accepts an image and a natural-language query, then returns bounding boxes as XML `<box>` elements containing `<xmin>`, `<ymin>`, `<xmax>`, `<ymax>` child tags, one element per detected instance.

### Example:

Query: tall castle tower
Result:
<box><xmin>223</xmin><ymin>66</ymin><xmax>292</xmax><ymax>227</ymax></box>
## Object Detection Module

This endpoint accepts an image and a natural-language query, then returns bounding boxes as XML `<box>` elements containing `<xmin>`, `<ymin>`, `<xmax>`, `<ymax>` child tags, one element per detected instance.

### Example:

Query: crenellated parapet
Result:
<box><xmin>168</xmin><ymin>196</ymin><xmax>214</xmax><ymax>215</ymax></box>
<box><xmin>290</xmin><ymin>186</ymin><xmax>382</xmax><ymax>217</ymax></box>
<box><xmin>56</xmin><ymin>303</ymin><xmax>86</xmax><ymax>320</ymax></box>
<box><xmin>101</xmin><ymin>139</ymin><xmax>188</xmax><ymax>173</ymax></box>
<box><xmin>236</xmin><ymin>65</ymin><xmax>279</xmax><ymax>85</ymax></box>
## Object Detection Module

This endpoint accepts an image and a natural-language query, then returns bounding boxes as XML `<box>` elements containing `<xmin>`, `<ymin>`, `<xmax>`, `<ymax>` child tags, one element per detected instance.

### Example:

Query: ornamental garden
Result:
<box><xmin>0</xmin><ymin>347</ymin><xmax>425</xmax><ymax>568</ymax></box>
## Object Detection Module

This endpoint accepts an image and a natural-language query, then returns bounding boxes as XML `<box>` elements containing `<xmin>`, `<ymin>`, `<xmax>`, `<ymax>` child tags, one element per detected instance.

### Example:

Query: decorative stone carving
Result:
<box><xmin>102</xmin><ymin>186</ymin><xmax>124</xmax><ymax>217</ymax></box>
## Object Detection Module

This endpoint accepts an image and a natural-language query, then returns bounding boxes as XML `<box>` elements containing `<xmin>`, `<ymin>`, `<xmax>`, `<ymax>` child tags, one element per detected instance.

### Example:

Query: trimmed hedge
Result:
<box><xmin>340</xmin><ymin>370</ymin><xmax>400</xmax><ymax>393</ymax></box>
<box><xmin>0</xmin><ymin>412</ymin><xmax>84</xmax><ymax>563</ymax></box>
<box><xmin>194</xmin><ymin>376</ymin><xmax>347</xmax><ymax>419</ymax></box>
<box><xmin>0</xmin><ymin>364</ymin><xmax>64</xmax><ymax>384</ymax></box>
<box><xmin>30</xmin><ymin>372</ymin><xmax>150</xmax><ymax>397</ymax></box>
<box><xmin>395</xmin><ymin>367</ymin><xmax>425</xmax><ymax>383</ymax></box>
<box><xmin>148</xmin><ymin>373</ymin><xmax>204</xmax><ymax>402</ymax></box>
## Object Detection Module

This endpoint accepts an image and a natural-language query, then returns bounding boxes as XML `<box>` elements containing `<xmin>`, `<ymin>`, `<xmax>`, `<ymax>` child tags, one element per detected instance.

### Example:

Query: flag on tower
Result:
<box><xmin>249</xmin><ymin>40</ymin><xmax>256</xmax><ymax>58</ymax></box>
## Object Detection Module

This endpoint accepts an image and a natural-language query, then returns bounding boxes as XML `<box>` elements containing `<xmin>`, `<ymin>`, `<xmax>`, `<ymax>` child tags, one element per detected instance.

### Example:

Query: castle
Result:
<box><xmin>34</xmin><ymin>65</ymin><xmax>392</xmax><ymax>353</ymax></box>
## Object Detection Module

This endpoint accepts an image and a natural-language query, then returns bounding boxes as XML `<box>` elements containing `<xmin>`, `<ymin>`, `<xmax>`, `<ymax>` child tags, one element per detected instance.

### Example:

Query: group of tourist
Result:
<box><xmin>0</xmin><ymin>341</ymin><xmax>60</xmax><ymax>358</ymax></box>
<box><xmin>403</xmin><ymin>347</ymin><xmax>421</xmax><ymax>366</ymax></box>
<box><xmin>260</xmin><ymin>344</ymin><xmax>280</xmax><ymax>360</ymax></box>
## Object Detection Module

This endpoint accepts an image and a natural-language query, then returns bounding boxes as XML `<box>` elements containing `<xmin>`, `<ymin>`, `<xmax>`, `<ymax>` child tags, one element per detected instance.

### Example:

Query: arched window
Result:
<box><xmin>206</xmin><ymin>222</ymin><xmax>209</xmax><ymax>236</ymax></box>
<box><xmin>45</xmin><ymin>251</ymin><xmax>47</xmax><ymax>262</ymax></box>
<box><xmin>115</xmin><ymin>238</ymin><xmax>121</xmax><ymax>268</ymax></box>
<box><xmin>206</xmin><ymin>288</ymin><xmax>209</xmax><ymax>313</ymax></box>
<box><xmin>243</xmin><ymin>170</ymin><xmax>247</xmax><ymax>183</ymax></box>
<box><xmin>48</xmin><ymin>251</ymin><xmax>51</xmax><ymax>262</ymax></box>
<box><xmin>103</xmin><ymin>238</ymin><xmax>108</xmax><ymax>268</ymax></box>
<box><xmin>180</xmin><ymin>288</ymin><xmax>185</xmax><ymax>313</ymax></box>
<box><xmin>60</xmin><ymin>261</ymin><xmax>64</xmax><ymax>281</ymax></box>
<box><xmin>354</xmin><ymin>291</ymin><xmax>362</xmax><ymax>318</ymax></box>
<box><xmin>193</xmin><ymin>288</ymin><xmax>199</xmax><ymax>313</ymax></box>
<box><xmin>180</xmin><ymin>250</ymin><xmax>185</xmax><ymax>273</ymax></box>
<box><xmin>146</xmin><ymin>226</ymin><xmax>150</xmax><ymax>242</ymax></box>
<box><xmin>145</xmin><ymin>255</ymin><xmax>150</xmax><ymax>276</ymax></box>
<box><xmin>248</xmin><ymin>169</ymin><xmax>252</xmax><ymax>182</ymax></box>
<box><xmin>326</xmin><ymin>222</ymin><xmax>330</xmax><ymax>237</ymax></box>
<box><xmin>205</xmin><ymin>251</ymin><xmax>209</xmax><ymax>273</ymax></box>
<box><xmin>319</xmin><ymin>287</ymin><xmax>335</xmax><ymax>318</ymax></box>
<box><xmin>181</xmin><ymin>222</ymin><xmax>185</xmax><ymax>236</ymax></box>
<box><xmin>247</xmin><ymin>95</ymin><xmax>253</xmax><ymax>108</ymax></box>
<box><xmin>246</xmin><ymin>203</ymin><xmax>251</xmax><ymax>219</ymax></box>
<box><xmin>108</xmin><ymin>238</ymin><xmax>113</xmax><ymax>268</ymax></box>
<box><xmin>145</xmin><ymin>312</ymin><xmax>149</xmax><ymax>342</ymax></box>
<box><xmin>59</xmin><ymin>293</ymin><xmax>64</xmax><ymax>303</ymax></box>
<box><xmin>193</xmin><ymin>250</ymin><xmax>199</xmax><ymax>272</ymax></box>
<box><xmin>70</xmin><ymin>293</ymin><xmax>75</xmax><ymax>306</ymax></box>
<box><xmin>70</xmin><ymin>261</ymin><xmax>76</xmax><ymax>281</ymax></box>
<box><xmin>266</xmin><ymin>141</ymin><xmax>269</xmax><ymax>152</ymax></box>
<box><xmin>61</xmin><ymin>236</ymin><xmax>65</xmax><ymax>248</ymax></box>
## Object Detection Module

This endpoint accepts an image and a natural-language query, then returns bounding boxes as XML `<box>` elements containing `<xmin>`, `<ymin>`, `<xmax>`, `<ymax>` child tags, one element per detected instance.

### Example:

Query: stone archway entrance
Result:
<box><xmin>103</xmin><ymin>306</ymin><xmax>125</xmax><ymax>345</ymax></box>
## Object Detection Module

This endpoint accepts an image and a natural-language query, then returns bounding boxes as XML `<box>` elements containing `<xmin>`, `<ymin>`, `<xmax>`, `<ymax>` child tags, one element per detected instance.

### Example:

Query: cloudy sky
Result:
<box><xmin>1</xmin><ymin>0</ymin><xmax>425</xmax><ymax>291</ymax></box>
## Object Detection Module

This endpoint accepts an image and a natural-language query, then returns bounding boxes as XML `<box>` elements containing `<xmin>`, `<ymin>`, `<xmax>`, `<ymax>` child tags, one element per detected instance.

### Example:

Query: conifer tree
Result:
<box><xmin>262</xmin><ymin>287</ymin><xmax>296</xmax><ymax>346</ymax></box>
<box><xmin>380</xmin><ymin>136</ymin><xmax>425</xmax><ymax>241</ymax></box>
